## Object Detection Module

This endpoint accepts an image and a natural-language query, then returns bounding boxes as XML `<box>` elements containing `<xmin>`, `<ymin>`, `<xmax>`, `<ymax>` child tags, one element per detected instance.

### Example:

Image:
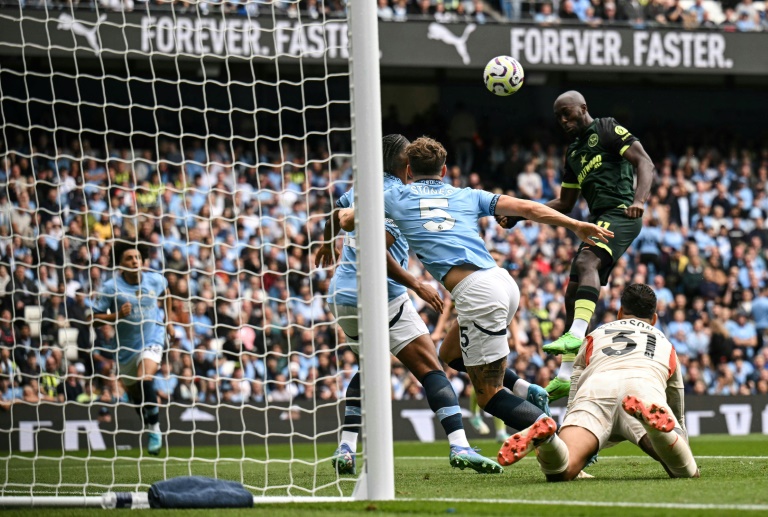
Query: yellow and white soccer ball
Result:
<box><xmin>483</xmin><ymin>56</ymin><xmax>524</xmax><ymax>96</ymax></box>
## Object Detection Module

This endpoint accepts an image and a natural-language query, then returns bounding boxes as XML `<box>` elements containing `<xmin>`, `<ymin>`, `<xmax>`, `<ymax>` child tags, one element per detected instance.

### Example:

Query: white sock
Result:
<box><xmin>145</xmin><ymin>423</ymin><xmax>160</xmax><ymax>433</ymax></box>
<box><xmin>447</xmin><ymin>429</ymin><xmax>471</xmax><ymax>448</ymax></box>
<box><xmin>557</xmin><ymin>360</ymin><xmax>574</xmax><ymax>382</ymax></box>
<box><xmin>569</xmin><ymin>319</ymin><xmax>589</xmax><ymax>339</ymax></box>
<box><xmin>340</xmin><ymin>431</ymin><xmax>358</xmax><ymax>452</ymax></box>
<box><xmin>512</xmin><ymin>379</ymin><xmax>531</xmax><ymax>399</ymax></box>
<box><xmin>536</xmin><ymin>434</ymin><xmax>569</xmax><ymax>475</ymax></box>
<box><xmin>646</xmin><ymin>428</ymin><xmax>698</xmax><ymax>478</ymax></box>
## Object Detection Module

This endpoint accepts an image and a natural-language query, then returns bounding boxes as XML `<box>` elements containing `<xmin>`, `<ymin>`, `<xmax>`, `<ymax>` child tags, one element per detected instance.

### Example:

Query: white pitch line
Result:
<box><xmin>400</xmin><ymin>497</ymin><xmax>768</xmax><ymax>511</ymax></box>
<box><xmin>399</xmin><ymin>455</ymin><xmax>768</xmax><ymax>461</ymax></box>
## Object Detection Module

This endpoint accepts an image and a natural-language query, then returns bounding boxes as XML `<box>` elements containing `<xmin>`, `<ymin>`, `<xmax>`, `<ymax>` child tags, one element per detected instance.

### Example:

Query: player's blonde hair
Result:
<box><xmin>405</xmin><ymin>137</ymin><xmax>447</xmax><ymax>176</ymax></box>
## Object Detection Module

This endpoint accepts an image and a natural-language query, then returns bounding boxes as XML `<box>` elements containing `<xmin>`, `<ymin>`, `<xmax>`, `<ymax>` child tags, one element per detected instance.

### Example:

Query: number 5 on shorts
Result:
<box><xmin>459</xmin><ymin>326</ymin><xmax>469</xmax><ymax>352</ymax></box>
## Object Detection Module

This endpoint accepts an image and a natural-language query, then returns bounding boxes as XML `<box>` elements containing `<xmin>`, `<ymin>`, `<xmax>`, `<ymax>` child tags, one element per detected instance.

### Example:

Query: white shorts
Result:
<box><xmin>332</xmin><ymin>292</ymin><xmax>429</xmax><ymax>357</ymax></box>
<box><xmin>451</xmin><ymin>267</ymin><xmax>520</xmax><ymax>367</ymax></box>
<box><xmin>118</xmin><ymin>345</ymin><xmax>163</xmax><ymax>387</ymax></box>
<box><xmin>563</xmin><ymin>373</ymin><xmax>672</xmax><ymax>449</ymax></box>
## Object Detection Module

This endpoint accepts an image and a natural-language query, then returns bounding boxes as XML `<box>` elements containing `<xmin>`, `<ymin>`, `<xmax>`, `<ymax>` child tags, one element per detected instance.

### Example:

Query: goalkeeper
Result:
<box><xmin>498</xmin><ymin>284</ymin><xmax>698</xmax><ymax>481</ymax></box>
<box><xmin>91</xmin><ymin>242</ymin><xmax>172</xmax><ymax>455</ymax></box>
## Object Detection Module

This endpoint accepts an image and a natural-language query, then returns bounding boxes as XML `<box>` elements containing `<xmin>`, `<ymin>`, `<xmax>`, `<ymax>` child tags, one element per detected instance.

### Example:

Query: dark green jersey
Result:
<box><xmin>562</xmin><ymin>117</ymin><xmax>639</xmax><ymax>217</ymax></box>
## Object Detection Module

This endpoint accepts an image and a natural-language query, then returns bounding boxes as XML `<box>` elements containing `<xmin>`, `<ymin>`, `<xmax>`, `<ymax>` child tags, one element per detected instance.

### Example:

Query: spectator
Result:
<box><xmin>687</xmin><ymin>0</ymin><xmax>707</xmax><ymax>25</ymax></box>
<box><xmin>517</xmin><ymin>161</ymin><xmax>543</xmax><ymax>201</ymax></box>
<box><xmin>534</xmin><ymin>2</ymin><xmax>560</xmax><ymax>24</ymax></box>
<box><xmin>601</xmin><ymin>1</ymin><xmax>622</xmax><ymax>22</ymax></box>
<box><xmin>727</xmin><ymin>310</ymin><xmax>758</xmax><ymax>359</ymax></box>
<box><xmin>560</xmin><ymin>0</ymin><xmax>581</xmax><ymax>21</ymax></box>
<box><xmin>57</xmin><ymin>364</ymin><xmax>84</xmax><ymax>403</ymax></box>
<box><xmin>154</xmin><ymin>361</ymin><xmax>177</xmax><ymax>405</ymax></box>
<box><xmin>735</xmin><ymin>10</ymin><xmax>759</xmax><ymax>30</ymax></box>
<box><xmin>377</xmin><ymin>0</ymin><xmax>394</xmax><ymax>20</ymax></box>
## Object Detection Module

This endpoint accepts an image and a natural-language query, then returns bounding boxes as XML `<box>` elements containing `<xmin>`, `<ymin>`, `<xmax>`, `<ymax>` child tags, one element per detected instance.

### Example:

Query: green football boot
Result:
<box><xmin>544</xmin><ymin>377</ymin><xmax>571</xmax><ymax>401</ymax></box>
<box><xmin>542</xmin><ymin>331</ymin><xmax>584</xmax><ymax>355</ymax></box>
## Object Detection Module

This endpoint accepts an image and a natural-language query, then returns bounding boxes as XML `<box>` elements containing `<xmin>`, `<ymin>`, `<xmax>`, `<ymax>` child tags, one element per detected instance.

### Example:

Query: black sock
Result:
<box><xmin>483</xmin><ymin>390</ymin><xmax>543</xmax><ymax>432</ymax></box>
<box><xmin>421</xmin><ymin>370</ymin><xmax>463</xmax><ymax>436</ymax></box>
<box><xmin>343</xmin><ymin>372</ymin><xmax>362</xmax><ymax>434</ymax></box>
<box><xmin>503</xmin><ymin>369</ymin><xmax>521</xmax><ymax>392</ymax></box>
<box><xmin>141</xmin><ymin>379</ymin><xmax>159</xmax><ymax>426</ymax></box>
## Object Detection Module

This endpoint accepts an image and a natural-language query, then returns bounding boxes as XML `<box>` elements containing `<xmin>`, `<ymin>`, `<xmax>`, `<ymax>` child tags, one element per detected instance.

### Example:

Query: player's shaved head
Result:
<box><xmin>554</xmin><ymin>90</ymin><xmax>591</xmax><ymax>137</ymax></box>
<box><xmin>620</xmin><ymin>284</ymin><xmax>657</xmax><ymax>320</ymax></box>
<box><xmin>554</xmin><ymin>90</ymin><xmax>586</xmax><ymax>109</ymax></box>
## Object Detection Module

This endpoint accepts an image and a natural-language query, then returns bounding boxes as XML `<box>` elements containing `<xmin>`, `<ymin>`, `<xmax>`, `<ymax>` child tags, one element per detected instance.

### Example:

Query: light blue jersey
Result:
<box><xmin>92</xmin><ymin>271</ymin><xmax>168</xmax><ymax>363</ymax></box>
<box><xmin>330</xmin><ymin>173</ymin><xmax>409</xmax><ymax>307</ymax></box>
<box><xmin>383</xmin><ymin>180</ymin><xmax>499</xmax><ymax>283</ymax></box>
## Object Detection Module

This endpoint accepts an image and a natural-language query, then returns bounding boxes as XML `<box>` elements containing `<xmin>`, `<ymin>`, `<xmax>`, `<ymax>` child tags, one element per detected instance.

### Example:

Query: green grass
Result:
<box><xmin>3</xmin><ymin>435</ymin><xmax>768</xmax><ymax>515</ymax></box>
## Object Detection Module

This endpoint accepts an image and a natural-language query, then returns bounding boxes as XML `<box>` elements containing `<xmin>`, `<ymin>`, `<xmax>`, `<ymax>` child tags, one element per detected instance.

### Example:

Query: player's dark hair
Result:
<box><xmin>111</xmin><ymin>240</ymin><xmax>147</xmax><ymax>267</ymax></box>
<box><xmin>620</xmin><ymin>283</ymin><xmax>657</xmax><ymax>320</ymax></box>
<box><xmin>382</xmin><ymin>134</ymin><xmax>409</xmax><ymax>175</ymax></box>
<box><xmin>405</xmin><ymin>137</ymin><xmax>447</xmax><ymax>176</ymax></box>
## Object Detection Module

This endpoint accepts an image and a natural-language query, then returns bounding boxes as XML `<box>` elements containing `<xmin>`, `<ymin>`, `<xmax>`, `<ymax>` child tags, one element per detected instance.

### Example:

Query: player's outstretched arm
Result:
<box><xmin>315</xmin><ymin>209</ymin><xmax>344</xmax><ymax>268</ymax></box>
<box><xmin>622</xmin><ymin>141</ymin><xmax>656</xmax><ymax>219</ymax></box>
<box><xmin>384</xmin><ymin>232</ymin><xmax>443</xmax><ymax>314</ymax></box>
<box><xmin>494</xmin><ymin>195</ymin><xmax>614</xmax><ymax>244</ymax></box>
<box><xmin>496</xmin><ymin>179</ymin><xmax>580</xmax><ymax>229</ymax></box>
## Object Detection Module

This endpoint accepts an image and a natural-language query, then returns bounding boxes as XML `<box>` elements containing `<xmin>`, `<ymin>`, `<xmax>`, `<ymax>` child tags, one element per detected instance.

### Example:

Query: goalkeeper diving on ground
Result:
<box><xmin>497</xmin><ymin>283</ymin><xmax>699</xmax><ymax>481</ymax></box>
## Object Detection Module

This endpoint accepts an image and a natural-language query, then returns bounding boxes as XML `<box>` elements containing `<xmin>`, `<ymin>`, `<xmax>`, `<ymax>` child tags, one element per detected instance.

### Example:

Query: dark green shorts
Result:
<box><xmin>569</xmin><ymin>208</ymin><xmax>642</xmax><ymax>286</ymax></box>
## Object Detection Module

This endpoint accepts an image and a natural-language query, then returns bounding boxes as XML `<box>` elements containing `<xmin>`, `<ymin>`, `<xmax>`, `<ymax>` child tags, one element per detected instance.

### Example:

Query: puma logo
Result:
<box><xmin>57</xmin><ymin>14</ymin><xmax>106</xmax><ymax>52</ymax></box>
<box><xmin>427</xmin><ymin>23</ymin><xmax>476</xmax><ymax>65</ymax></box>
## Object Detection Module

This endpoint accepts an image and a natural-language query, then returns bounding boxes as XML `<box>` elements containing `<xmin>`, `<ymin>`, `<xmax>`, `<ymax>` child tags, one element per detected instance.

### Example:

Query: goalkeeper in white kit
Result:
<box><xmin>498</xmin><ymin>283</ymin><xmax>699</xmax><ymax>480</ymax></box>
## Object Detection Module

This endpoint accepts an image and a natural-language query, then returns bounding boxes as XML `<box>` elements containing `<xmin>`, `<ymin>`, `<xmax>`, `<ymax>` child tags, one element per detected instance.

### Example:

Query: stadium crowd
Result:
<box><xmin>1</xmin><ymin>107</ymin><xmax>768</xmax><ymax>412</ymax></box>
<box><xmin>5</xmin><ymin>0</ymin><xmax>768</xmax><ymax>32</ymax></box>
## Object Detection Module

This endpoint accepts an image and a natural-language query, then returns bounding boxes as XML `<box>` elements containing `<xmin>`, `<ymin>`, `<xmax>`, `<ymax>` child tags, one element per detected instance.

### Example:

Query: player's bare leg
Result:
<box><xmin>397</xmin><ymin>335</ymin><xmax>502</xmax><ymax>473</ymax></box>
<box><xmin>136</xmin><ymin>357</ymin><xmax>162</xmax><ymax>455</ymax></box>
<box><xmin>623</xmin><ymin>396</ymin><xmax>699</xmax><ymax>478</ymax></box>
<box><xmin>441</xmin><ymin>324</ymin><xmax>550</xmax><ymax>416</ymax></box>
<box><xmin>541</xmin><ymin>425</ymin><xmax>600</xmax><ymax>481</ymax></box>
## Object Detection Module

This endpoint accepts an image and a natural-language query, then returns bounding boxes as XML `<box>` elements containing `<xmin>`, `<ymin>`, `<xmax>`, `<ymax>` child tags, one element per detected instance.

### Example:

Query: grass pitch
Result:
<box><xmin>3</xmin><ymin>434</ymin><xmax>768</xmax><ymax>515</ymax></box>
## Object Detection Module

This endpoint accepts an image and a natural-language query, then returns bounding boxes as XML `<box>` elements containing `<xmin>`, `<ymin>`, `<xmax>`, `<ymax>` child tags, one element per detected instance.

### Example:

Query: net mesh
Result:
<box><xmin>0</xmin><ymin>0</ymin><xmax>359</xmax><ymax>498</ymax></box>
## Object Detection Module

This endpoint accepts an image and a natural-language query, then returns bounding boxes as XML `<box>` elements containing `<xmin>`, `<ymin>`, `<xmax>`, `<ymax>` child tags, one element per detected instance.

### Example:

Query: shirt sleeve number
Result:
<box><xmin>420</xmin><ymin>199</ymin><xmax>456</xmax><ymax>232</ymax></box>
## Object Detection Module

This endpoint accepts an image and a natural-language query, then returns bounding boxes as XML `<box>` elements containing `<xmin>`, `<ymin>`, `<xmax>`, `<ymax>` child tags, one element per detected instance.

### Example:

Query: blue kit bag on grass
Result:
<box><xmin>148</xmin><ymin>476</ymin><xmax>254</xmax><ymax>509</ymax></box>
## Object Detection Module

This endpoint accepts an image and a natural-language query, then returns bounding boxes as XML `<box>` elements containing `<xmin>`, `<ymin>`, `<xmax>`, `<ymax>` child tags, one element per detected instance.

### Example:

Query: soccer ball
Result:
<box><xmin>483</xmin><ymin>56</ymin><xmax>524</xmax><ymax>96</ymax></box>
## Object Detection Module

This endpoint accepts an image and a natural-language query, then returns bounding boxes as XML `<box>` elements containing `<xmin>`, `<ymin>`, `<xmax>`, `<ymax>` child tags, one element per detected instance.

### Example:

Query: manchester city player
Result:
<box><xmin>316</xmin><ymin>134</ymin><xmax>503</xmax><ymax>476</ymax></box>
<box><xmin>499</xmin><ymin>91</ymin><xmax>655</xmax><ymax>401</ymax></box>
<box><xmin>374</xmin><ymin>137</ymin><xmax>613</xmax><ymax>462</ymax></box>
<box><xmin>92</xmin><ymin>241</ymin><xmax>172</xmax><ymax>455</ymax></box>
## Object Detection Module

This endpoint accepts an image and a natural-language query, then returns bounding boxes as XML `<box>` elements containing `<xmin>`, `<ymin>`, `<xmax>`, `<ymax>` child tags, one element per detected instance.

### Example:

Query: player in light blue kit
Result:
<box><xmin>366</xmin><ymin>137</ymin><xmax>613</xmax><ymax>464</ymax></box>
<box><xmin>91</xmin><ymin>241</ymin><xmax>173</xmax><ymax>455</ymax></box>
<box><xmin>316</xmin><ymin>134</ymin><xmax>503</xmax><ymax>475</ymax></box>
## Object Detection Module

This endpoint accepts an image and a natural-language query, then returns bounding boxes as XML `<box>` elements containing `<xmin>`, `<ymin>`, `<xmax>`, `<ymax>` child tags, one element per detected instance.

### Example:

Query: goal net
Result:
<box><xmin>0</xmin><ymin>0</ymin><xmax>391</xmax><ymax>505</ymax></box>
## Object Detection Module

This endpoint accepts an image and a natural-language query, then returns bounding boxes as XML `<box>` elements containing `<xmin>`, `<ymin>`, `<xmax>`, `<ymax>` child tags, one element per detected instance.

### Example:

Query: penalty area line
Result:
<box><xmin>400</xmin><ymin>497</ymin><xmax>768</xmax><ymax>511</ymax></box>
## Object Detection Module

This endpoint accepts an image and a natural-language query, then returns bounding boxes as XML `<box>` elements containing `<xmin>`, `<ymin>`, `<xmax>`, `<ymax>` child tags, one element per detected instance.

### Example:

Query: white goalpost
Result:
<box><xmin>0</xmin><ymin>0</ymin><xmax>392</xmax><ymax>506</ymax></box>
